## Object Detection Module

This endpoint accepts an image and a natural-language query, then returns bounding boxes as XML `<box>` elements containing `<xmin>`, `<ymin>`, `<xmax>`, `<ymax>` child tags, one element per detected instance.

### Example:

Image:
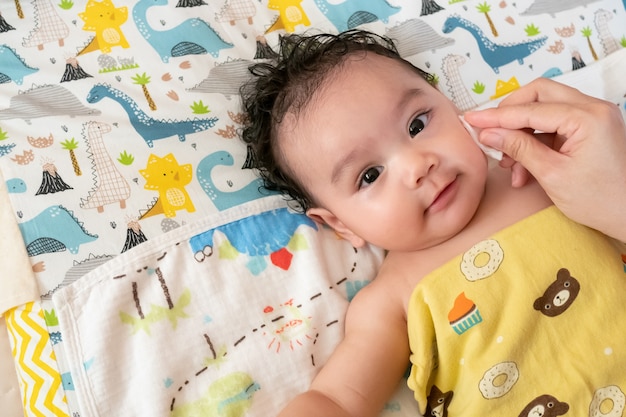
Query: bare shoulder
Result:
<box><xmin>346</xmin><ymin>263</ymin><xmax>408</xmax><ymax>322</ymax></box>
<box><xmin>379</xmin><ymin>250</ymin><xmax>445</xmax><ymax>312</ymax></box>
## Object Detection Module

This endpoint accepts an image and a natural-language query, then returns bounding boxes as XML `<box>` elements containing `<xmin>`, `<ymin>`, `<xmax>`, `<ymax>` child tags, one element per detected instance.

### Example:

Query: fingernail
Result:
<box><xmin>461</xmin><ymin>110</ymin><xmax>485</xmax><ymax>121</ymax></box>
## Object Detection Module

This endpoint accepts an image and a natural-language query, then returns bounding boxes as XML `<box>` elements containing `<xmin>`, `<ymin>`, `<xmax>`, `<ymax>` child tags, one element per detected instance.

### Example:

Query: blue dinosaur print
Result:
<box><xmin>196</xmin><ymin>151</ymin><xmax>278</xmax><ymax>211</ymax></box>
<box><xmin>49</xmin><ymin>331</ymin><xmax>62</xmax><ymax>345</ymax></box>
<box><xmin>0</xmin><ymin>143</ymin><xmax>16</xmax><ymax>156</ymax></box>
<box><xmin>86</xmin><ymin>84</ymin><xmax>218</xmax><ymax>147</ymax></box>
<box><xmin>133</xmin><ymin>0</ymin><xmax>233</xmax><ymax>63</ymax></box>
<box><xmin>541</xmin><ymin>67</ymin><xmax>563</xmax><ymax>78</ymax></box>
<box><xmin>189</xmin><ymin>208</ymin><xmax>317</xmax><ymax>275</ymax></box>
<box><xmin>6</xmin><ymin>177</ymin><xmax>27</xmax><ymax>193</ymax></box>
<box><xmin>18</xmin><ymin>205</ymin><xmax>98</xmax><ymax>256</ymax></box>
<box><xmin>61</xmin><ymin>372</ymin><xmax>75</xmax><ymax>391</ymax></box>
<box><xmin>0</xmin><ymin>45</ymin><xmax>38</xmax><ymax>85</ymax></box>
<box><xmin>442</xmin><ymin>15</ymin><xmax>547</xmax><ymax>74</ymax></box>
<box><xmin>312</xmin><ymin>0</ymin><xmax>401</xmax><ymax>32</ymax></box>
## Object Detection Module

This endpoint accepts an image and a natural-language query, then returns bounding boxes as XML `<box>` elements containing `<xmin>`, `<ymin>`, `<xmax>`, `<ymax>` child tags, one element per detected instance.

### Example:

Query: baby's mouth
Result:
<box><xmin>426</xmin><ymin>177</ymin><xmax>458</xmax><ymax>214</ymax></box>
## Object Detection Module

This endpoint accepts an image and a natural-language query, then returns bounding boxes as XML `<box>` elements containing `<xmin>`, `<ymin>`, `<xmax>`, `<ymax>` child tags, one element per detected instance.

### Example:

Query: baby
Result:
<box><xmin>240</xmin><ymin>30</ymin><xmax>626</xmax><ymax>417</ymax></box>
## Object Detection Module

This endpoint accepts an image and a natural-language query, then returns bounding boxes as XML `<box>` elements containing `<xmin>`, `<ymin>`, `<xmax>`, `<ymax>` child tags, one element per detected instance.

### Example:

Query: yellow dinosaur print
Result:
<box><xmin>266</xmin><ymin>0</ymin><xmax>311</xmax><ymax>33</ymax></box>
<box><xmin>78</xmin><ymin>0</ymin><xmax>130</xmax><ymax>54</ymax></box>
<box><xmin>139</xmin><ymin>153</ymin><xmax>195</xmax><ymax>218</ymax></box>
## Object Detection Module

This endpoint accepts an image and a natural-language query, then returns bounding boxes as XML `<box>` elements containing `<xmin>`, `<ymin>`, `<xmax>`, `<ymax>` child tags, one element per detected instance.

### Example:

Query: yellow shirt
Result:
<box><xmin>407</xmin><ymin>206</ymin><xmax>626</xmax><ymax>416</ymax></box>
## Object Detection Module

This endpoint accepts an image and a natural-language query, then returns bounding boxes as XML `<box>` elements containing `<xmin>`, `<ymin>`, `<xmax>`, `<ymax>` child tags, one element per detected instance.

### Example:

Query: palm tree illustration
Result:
<box><xmin>60</xmin><ymin>138</ymin><xmax>82</xmax><ymax>176</ymax></box>
<box><xmin>14</xmin><ymin>0</ymin><xmax>24</xmax><ymax>19</ymax></box>
<box><xmin>131</xmin><ymin>72</ymin><xmax>157</xmax><ymax>111</ymax></box>
<box><xmin>477</xmin><ymin>2</ymin><xmax>498</xmax><ymax>37</ymax></box>
<box><xmin>581</xmin><ymin>26</ymin><xmax>598</xmax><ymax>61</ymax></box>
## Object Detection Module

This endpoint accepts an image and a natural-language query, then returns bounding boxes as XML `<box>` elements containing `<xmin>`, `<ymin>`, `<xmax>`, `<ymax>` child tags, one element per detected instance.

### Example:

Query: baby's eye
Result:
<box><xmin>409</xmin><ymin>114</ymin><xmax>428</xmax><ymax>137</ymax></box>
<box><xmin>359</xmin><ymin>166</ymin><xmax>382</xmax><ymax>188</ymax></box>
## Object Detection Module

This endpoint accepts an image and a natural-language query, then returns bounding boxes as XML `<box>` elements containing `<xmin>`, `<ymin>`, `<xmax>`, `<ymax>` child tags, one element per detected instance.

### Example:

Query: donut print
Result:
<box><xmin>589</xmin><ymin>385</ymin><xmax>625</xmax><ymax>417</ymax></box>
<box><xmin>479</xmin><ymin>361</ymin><xmax>519</xmax><ymax>399</ymax></box>
<box><xmin>461</xmin><ymin>239</ymin><xmax>504</xmax><ymax>281</ymax></box>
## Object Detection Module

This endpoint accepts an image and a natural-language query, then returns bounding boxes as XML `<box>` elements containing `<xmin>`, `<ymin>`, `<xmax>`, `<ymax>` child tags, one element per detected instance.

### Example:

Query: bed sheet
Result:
<box><xmin>0</xmin><ymin>0</ymin><xmax>625</xmax><ymax>416</ymax></box>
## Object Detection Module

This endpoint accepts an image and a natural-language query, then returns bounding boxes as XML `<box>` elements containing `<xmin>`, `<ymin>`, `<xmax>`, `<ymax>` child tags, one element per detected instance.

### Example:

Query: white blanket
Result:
<box><xmin>52</xmin><ymin>197</ymin><xmax>400</xmax><ymax>416</ymax></box>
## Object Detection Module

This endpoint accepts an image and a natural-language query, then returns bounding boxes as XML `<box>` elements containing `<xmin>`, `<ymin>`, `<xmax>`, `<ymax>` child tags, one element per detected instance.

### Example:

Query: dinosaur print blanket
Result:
<box><xmin>0</xmin><ymin>0</ymin><xmax>625</xmax><ymax>416</ymax></box>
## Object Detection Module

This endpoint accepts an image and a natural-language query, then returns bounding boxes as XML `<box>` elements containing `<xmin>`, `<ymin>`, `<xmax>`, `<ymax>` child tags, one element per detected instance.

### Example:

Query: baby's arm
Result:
<box><xmin>278</xmin><ymin>281</ymin><xmax>410</xmax><ymax>417</ymax></box>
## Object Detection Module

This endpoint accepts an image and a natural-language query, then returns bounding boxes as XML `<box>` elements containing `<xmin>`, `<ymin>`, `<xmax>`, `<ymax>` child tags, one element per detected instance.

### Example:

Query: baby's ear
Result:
<box><xmin>306</xmin><ymin>207</ymin><xmax>366</xmax><ymax>248</ymax></box>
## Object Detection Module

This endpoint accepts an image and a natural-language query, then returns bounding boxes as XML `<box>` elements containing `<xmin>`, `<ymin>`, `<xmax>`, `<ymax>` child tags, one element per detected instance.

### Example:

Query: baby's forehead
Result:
<box><xmin>274</xmin><ymin>110</ymin><xmax>309</xmax><ymax>166</ymax></box>
<box><xmin>275</xmin><ymin>51</ymin><xmax>430</xmax><ymax>139</ymax></box>
<box><xmin>280</xmin><ymin>52</ymin><xmax>410</xmax><ymax>116</ymax></box>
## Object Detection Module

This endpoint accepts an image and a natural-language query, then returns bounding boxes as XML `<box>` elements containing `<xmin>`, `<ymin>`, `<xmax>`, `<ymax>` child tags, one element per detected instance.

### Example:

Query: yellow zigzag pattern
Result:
<box><xmin>6</xmin><ymin>302</ymin><xmax>69</xmax><ymax>417</ymax></box>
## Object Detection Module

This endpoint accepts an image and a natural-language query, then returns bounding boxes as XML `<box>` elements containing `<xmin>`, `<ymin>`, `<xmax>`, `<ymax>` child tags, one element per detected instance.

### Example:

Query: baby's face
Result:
<box><xmin>280</xmin><ymin>53</ymin><xmax>488</xmax><ymax>251</ymax></box>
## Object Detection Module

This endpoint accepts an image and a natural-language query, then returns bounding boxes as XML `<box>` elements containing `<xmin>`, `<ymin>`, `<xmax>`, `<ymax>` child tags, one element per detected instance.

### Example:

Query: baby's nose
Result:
<box><xmin>403</xmin><ymin>152</ymin><xmax>436</xmax><ymax>189</ymax></box>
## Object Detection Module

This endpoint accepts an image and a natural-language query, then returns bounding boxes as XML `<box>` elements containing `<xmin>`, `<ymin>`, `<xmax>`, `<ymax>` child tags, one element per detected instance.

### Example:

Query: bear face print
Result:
<box><xmin>534</xmin><ymin>268</ymin><xmax>580</xmax><ymax>317</ymax></box>
<box><xmin>426</xmin><ymin>385</ymin><xmax>453</xmax><ymax>417</ymax></box>
<box><xmin>518</xmin><ymin>394</ymin><xmax>569</xmax><ymax>417</ymax></box>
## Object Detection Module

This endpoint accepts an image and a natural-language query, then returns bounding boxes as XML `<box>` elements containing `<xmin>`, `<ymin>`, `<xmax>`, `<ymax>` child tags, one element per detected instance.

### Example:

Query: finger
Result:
<box><xmin>478</xmin><ymin>128</ymin><xmax>561</xmax><ymax>179</ymax></box>
<box><xmin>464</xmin><ymin>102</ymin><xmax>586</xmax><ymax>137</ymax></box>
<box><xmin>498</xmin><ymin>130</ymin><xmax>564</xmax><ymax>167</ymax></box>
<box><xmin>510</xmin><ymin>162</ymin><xmax>532</xmax><ymax>188</ymax></box>
<box><xmin>498</xmin><ymin>154</ymin><xmax>516</xmax><ymax>168</ymax></box>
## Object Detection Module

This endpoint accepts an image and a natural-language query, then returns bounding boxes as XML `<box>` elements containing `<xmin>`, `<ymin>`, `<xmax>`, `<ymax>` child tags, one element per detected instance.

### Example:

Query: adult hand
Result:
<box><xmin>464</xmin><ymin>78</ymin><xmax>626</xmax><ymax>241</ymax></box>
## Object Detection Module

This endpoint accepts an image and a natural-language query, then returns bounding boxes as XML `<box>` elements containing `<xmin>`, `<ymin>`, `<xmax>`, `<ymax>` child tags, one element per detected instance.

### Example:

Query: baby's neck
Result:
<box><xmin>476</xmin><ymin>165</ymin><xmax>551</xmax><ymax>232</ymax></box>
<box><xmin>387</xmin><ymin>166</ymin><xmax>551</xmax><ymax>282</ymax></box>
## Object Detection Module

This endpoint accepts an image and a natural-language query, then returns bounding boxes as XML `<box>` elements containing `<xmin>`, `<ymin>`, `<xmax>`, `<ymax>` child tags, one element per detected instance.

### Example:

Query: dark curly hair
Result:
<box><xmin>240</xmin><ymin>30</ymin><xmax>433</xmax><ymax>212</ymax></box>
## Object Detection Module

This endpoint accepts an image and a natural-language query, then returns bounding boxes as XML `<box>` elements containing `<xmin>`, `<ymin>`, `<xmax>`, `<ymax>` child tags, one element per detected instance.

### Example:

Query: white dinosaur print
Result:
<box><xmin>594</xmin><ymin>9</ymin><xmax>621</xmax><ymax>56</ymax></box>
<box><xmin>22</xmin><ymin>0</ymin><xmax>69</xmax><ymax>50</ymax></box>
<box><xmin>442</xmin><ymin>54</ymin><xmax>477</xmax><ymax>112</ymax></box>
<box><xmin>79</xmin><ymin>121</ymin><xmax>130</xmax><ymax>213</ymax></box>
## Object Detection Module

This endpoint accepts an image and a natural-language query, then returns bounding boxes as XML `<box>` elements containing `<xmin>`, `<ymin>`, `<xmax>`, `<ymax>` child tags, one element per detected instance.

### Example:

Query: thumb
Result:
<box><xmin>479</xmin><ymin>128</ymin><xmax>557</xmax><ymax>177</ymax></box>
